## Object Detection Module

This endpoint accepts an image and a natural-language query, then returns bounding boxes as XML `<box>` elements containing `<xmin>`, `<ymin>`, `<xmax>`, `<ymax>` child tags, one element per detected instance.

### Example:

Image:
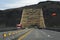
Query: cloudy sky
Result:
<box><xmin>0</xmin><ymin>0</ymin><xmax>60</xmax><ymax>10</ymax></box>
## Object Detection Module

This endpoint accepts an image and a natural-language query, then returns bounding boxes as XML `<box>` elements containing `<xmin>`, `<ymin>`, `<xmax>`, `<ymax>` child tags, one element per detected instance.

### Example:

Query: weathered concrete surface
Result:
<box><xmin>21</xmin><ymin>8</ymin><xmax>45</xmax><ymax>28</ymax></box>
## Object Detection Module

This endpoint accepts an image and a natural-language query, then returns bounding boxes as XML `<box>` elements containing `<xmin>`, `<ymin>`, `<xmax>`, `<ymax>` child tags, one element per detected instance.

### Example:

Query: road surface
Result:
<box><xmin>0</xmin><ymin>28</ymin><xmax>60</xmax><ymax>40</ymax></box>
<box><xmin>0</xmin><ymin>28</ymin><xmax>31</xmax><ymax>40</ymax></box>
<box><xmin>18</xmin><ymin>29</ymin><xmax>60</xmax><ymax>40</ymax></box>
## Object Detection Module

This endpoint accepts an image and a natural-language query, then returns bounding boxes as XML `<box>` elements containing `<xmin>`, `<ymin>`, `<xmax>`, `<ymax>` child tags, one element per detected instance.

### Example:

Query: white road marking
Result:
<box><xmin>48</xmin><ymin>35</ymin><xmax>50</xmax><ymax>37</ymax></box>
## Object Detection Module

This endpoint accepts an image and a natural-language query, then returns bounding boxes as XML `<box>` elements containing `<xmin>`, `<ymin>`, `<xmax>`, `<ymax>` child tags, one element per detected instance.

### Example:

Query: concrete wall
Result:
<box><xmin>21</xmin><ymin>8</ymin><xmax>46</xmax><ymax>28</ymax></box>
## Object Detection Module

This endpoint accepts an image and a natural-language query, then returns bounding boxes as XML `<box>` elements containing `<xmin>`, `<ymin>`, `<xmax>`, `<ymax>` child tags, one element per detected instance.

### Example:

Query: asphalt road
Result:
<box><xmin>0</xmin><ymin>28</ymin><xmax>31</xmax><ymax>40</ymax></box>
<box><xmin>0</xmin><ymin>28</ymin><xmax>60</xmax><ymax>40</ymax></box>
<box><xmin>18</xmin><ymin>29</ymin><xmax>60</xmax><ymax>40</ymax></box>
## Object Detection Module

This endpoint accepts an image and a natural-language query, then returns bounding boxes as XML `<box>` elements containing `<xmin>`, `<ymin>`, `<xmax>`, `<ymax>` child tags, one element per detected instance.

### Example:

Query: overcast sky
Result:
<box><xmin>0</xmin><ymin>0</ymin><xmax>60</xmax><ymax>10</ymax></box>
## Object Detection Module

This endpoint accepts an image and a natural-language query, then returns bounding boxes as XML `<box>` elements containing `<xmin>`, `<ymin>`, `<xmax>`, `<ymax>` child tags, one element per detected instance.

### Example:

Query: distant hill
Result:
<box><xmin>0</xmin><ymin>1</ymin><xmax>60</xmax><ymax>28</ymax></box>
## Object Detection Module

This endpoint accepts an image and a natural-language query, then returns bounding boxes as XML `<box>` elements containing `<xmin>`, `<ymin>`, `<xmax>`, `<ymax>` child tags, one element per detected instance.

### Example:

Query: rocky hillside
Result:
<box><xmin>0</xmin><ymin>1</ymin><xmax>60</xmax><ymax>28</ymax></box>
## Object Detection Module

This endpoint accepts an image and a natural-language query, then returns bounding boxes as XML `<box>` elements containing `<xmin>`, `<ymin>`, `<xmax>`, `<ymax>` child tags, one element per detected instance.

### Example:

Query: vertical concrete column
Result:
<box><xmin>40</xmin><ymin>8</ymin><xmax>46</xmax><ymax>28</ymax></box>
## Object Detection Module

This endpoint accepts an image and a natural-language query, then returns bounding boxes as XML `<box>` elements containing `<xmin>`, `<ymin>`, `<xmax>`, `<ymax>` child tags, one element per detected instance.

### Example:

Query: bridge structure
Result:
<box><xmin>20</xmin><ymin>8</ymin><xmax>46</xmax><ymax>28</ymax></box>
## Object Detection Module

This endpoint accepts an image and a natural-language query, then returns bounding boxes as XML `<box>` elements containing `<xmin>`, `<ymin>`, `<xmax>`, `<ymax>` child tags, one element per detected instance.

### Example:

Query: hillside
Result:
<box><xmin>0</xmin><ymin>1</ymin><xmax>60</xmax><ymax>28</ymax></box>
